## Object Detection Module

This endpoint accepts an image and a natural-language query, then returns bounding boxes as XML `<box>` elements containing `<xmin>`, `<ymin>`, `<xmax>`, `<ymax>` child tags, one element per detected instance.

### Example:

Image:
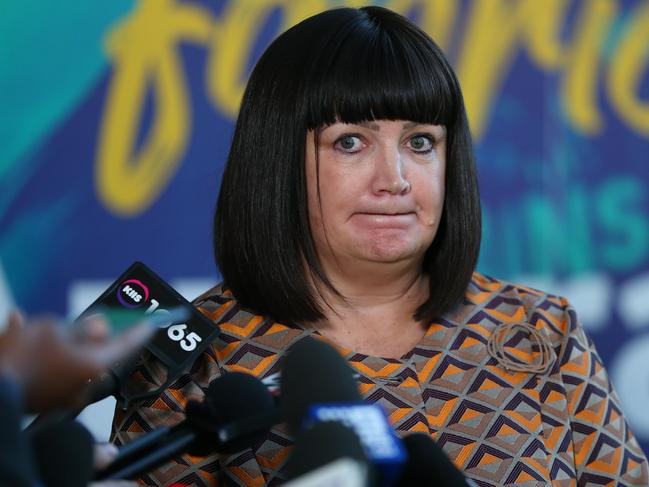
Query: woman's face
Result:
<box><xmin>306</xmin><ymin>119</ymin><xmax>446</xmax><ymax>272</ymax></box>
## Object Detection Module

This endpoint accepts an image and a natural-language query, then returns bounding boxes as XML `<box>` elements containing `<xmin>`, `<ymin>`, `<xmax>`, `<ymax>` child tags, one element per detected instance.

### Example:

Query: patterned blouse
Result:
<box><xmin>112</xmin><ymin>273</ymin><xmax>648</xmax><ymax>486</ymax></box>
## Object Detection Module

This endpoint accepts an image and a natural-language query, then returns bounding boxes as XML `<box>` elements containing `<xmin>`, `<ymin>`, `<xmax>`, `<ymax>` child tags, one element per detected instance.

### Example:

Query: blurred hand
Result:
<box><xmin>0</xmin><ymin>310</ymin><xmax>153</xmax><ymax>413</ymax></box>
<box><xmin>93</xmin><ymin>442</ymin><xmax>120</xmax><ymax>470</ymax></box>
<box><xmin>88</xmin><ymin>481</ymin><xmax>139</xmax><ymax>487</ymax></box>
<box><xmin>89</xmin><ymin>443</ymin><xmax>138</xmax><ymax>487</ymax></box>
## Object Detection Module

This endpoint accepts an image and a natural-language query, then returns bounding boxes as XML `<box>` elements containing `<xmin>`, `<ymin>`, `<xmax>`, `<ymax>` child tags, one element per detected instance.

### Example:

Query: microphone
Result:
<box><xmin>28</xmin><ymin>420</ymin><xmax>95</xmax><ymax>487</ymax></box>
<box><xmin>284</xmin><ymin>421</ymin><xmax>372</xmax><ymax>487</ymax></box>
<box><xmin>96</xmin><ymin>371</ymin><xmax>277</xmax><ymax>480</ymax></box>
<box><xmin>395</xmin><ymin>433</ymin><xmax>475</xmax><ymax>487</ymax></box>
<box><xmin>280</xmin><ymin>336</ymin><xmax>363</xmax><ymax>435</ymax></box>
<box><xmin>280</xmin><ymin>338</ymin><xmax>406</xmax><ymax>486</ymax></box>
<box><xmin>28</xmin><ymin>261</ymin><xmax>220</xmax><ymax>430</ymax></box>
<box><xmin>80</xmin><ymin>261</ymin><xmax>221</xmax><ymax>408</ymax></box>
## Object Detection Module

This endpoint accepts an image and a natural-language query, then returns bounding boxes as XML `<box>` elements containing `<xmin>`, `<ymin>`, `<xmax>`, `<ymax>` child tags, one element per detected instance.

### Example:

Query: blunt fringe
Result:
<box><xmin>214</xmin><ymin>6</ymin><xmax>481</xmax><ymax>324</ymax></box>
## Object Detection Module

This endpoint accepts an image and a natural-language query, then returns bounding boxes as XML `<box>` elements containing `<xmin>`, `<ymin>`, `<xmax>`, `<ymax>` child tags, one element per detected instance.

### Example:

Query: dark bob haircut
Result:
<box><xmin>214</xmin><ymin>6</ymin><xmax>481</xmax><ymax>324</ymax></box>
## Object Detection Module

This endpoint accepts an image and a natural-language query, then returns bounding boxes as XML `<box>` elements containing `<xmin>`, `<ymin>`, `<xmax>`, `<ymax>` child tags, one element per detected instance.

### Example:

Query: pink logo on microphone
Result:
<box><xmin>117</xmin><ymin>279</ymin><xmax>150</xmax><ymax>308</ymax></box>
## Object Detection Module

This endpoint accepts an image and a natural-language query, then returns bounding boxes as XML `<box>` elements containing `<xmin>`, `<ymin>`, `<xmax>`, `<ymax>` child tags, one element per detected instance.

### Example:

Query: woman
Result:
<box><xmin>112</xmin><ymin>6</ymin><xmax>648</xmax><ymax>486</ymax></box>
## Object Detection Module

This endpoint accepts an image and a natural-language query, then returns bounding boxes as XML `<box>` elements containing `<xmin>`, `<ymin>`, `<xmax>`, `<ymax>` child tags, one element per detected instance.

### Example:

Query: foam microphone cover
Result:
<box><xmin>280</xmin><ymin>337</ymin><xmax>361</xmax><ymax>434</ymax></box>
<box><xmin>188</xmin><ymin>371</ymin><xmax>275</xmax><ymax>455</ymax></box>
<box><xmin>29</xmin><ymin>420</ymin><xmax>94</xmax><ymax>487</ymax></box>
<box><xmin>396</xmin><ymin>433</ymin><xmax>472</xmax><ymax>486</ymax></box>
<box><xmin>285</xmin><ymin>421</ymin><xmax>368</xmax><ymax>480</ymax></box>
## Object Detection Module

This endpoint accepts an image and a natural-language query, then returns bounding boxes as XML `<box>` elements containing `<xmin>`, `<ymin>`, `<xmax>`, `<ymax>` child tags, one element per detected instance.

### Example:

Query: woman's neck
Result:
<box><xmin>308</xmin><ymin>263</ymin><xmax>431</xmax><ymax>358</ymax></box>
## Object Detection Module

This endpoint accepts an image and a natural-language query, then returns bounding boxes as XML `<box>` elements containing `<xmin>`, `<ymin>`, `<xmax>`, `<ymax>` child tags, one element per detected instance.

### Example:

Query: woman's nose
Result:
<box><xmin>371</xmin><ymin>147</ymin><xmax>411</xmax><ymax>195</ymax></box>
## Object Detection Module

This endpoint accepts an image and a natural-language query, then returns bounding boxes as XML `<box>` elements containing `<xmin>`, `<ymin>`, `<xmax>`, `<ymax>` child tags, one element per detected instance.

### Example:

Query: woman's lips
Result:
<box><xmin>351</xmin><ymin>212</ymin><xmax>417</xmax><ymax>229</ymax></box>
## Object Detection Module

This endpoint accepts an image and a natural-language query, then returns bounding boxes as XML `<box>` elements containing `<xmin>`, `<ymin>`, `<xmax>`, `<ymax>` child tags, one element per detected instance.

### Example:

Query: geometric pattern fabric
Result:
<box><xmin>112</xmin><ymin>273</ymin><xmax>648</xmax><ymax>486</ymax></box>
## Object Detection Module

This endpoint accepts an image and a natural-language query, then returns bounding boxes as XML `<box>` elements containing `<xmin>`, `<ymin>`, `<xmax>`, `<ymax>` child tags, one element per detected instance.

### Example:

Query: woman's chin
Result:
<box><xmin>355</xmin><ymin>239</ymin><xmax>426</xmax><ymax>265</ymax></box>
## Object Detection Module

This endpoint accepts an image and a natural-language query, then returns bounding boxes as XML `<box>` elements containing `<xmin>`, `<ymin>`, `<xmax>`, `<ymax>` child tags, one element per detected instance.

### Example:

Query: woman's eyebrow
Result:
<box><xmin>357</xmin><ymin>121</ymin><xmax>381</xmax><ymax>131</ymax></box>
<box><xmin>402</xmin><ymin>121</ymin><xmax>445</xmax><ymax>131</ymax></box>
<box><xmin>403</xmin><ymin>123</ymin><xmax>448</xmax><ymax>139</ymax></box>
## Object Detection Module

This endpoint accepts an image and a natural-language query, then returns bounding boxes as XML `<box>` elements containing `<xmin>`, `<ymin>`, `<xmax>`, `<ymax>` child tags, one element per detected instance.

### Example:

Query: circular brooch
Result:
<box><xmin>487</xmin><ymin>322</ymin><xmax>555</xmax><ymax>374</ymax></box>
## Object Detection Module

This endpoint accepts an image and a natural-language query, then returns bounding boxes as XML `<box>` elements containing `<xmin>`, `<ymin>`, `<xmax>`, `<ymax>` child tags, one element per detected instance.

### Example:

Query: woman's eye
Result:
<box><xmin>408</xmin><ymin>135</ymin><xmax>434</xmax><ymax>153</ymax></box>
<box><xmin>335</xmin><ymin>135</ymin><xmax>364</xmax><ymax>153</ymax></box>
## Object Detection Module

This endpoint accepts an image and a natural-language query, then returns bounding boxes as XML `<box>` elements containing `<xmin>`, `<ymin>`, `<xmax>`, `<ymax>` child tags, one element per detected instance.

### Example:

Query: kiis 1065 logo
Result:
<box><xmin>117</xmin><ymin>279</ymin><xmax>202</xmax><ymax>352</ymax></box>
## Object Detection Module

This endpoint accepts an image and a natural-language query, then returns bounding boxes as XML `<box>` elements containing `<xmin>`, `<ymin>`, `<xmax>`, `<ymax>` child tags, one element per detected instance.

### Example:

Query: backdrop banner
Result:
<box><xmin>1</xmin><ymin>0</ymin><xmax>648</xmax><ymax>451</ymax></box>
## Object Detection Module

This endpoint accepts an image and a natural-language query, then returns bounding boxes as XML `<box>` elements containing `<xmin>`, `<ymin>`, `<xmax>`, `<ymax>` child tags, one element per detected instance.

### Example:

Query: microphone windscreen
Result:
<box><xmin>29</xmin><ymin>420</ymin><xmax>94</xmax><ymax>487</ymax></box>
<box><xmin>397</xmin><ymin>433</ymin><xmax>472</xmax><ymax>486</ymax></box>
<box><xmin>280</xmin><ymin>337</ymin><xmax>361</xmax><ymax>434</ymax></box>
<box><xmin>189</xmin><ymin>371</ymin><xmax>275</xmax><ymax>454</ymax></box>
<box><xmin>285</xmin><ymin>421</ymin><xmax>367</xmax><ymax>480</ymax></box>
<box><xmin>206</xmin><ymin>371</ymin><xmax>274</xmax><ymax>422</ymax></box>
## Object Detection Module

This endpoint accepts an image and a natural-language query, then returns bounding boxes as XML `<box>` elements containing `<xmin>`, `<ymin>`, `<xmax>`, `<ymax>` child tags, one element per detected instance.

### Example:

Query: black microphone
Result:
<box><xmin>81</xmin><ymin>261</ymin><xmax>220</xmax><ymax>407</ymax></box>
<box><xmin>95</xmin><ymin>371</ymin><xmax>277</xmax><ymax>480</ymax></box>
<box><xmin>280</xmin><ymin>338</ymin><xmax>406</xmax><ymax>486</ymax></box>
<box><xmin>28</xmin><ymin>261</ymin><xmax>220</xmax><ymax>431</ymax></box>
<box><xmin>28</xmin><ymin>420</ymin><xmax>95</xmax><ymax>487</ymax></box>
<box><xmin>284</xmin><ymin>421</ymin><xmax>372</xmax><ymax>486</ymax></box>
<box><xmin>395</xmin><ymin>433</ymin><xmax>475</xmax><ymax>487</ymax></box>
<box><xmin>280</xmin><ymin>336</ymin><xmax>361</xmax><ymax>435</ymax></box>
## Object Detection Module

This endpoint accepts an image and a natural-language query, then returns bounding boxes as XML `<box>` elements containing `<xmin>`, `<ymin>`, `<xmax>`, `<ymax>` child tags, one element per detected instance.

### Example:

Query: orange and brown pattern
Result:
<box><xmin>112</xmin><ymin>273</ymin><xmax>648</xmax><ymax>486</ymax></box>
